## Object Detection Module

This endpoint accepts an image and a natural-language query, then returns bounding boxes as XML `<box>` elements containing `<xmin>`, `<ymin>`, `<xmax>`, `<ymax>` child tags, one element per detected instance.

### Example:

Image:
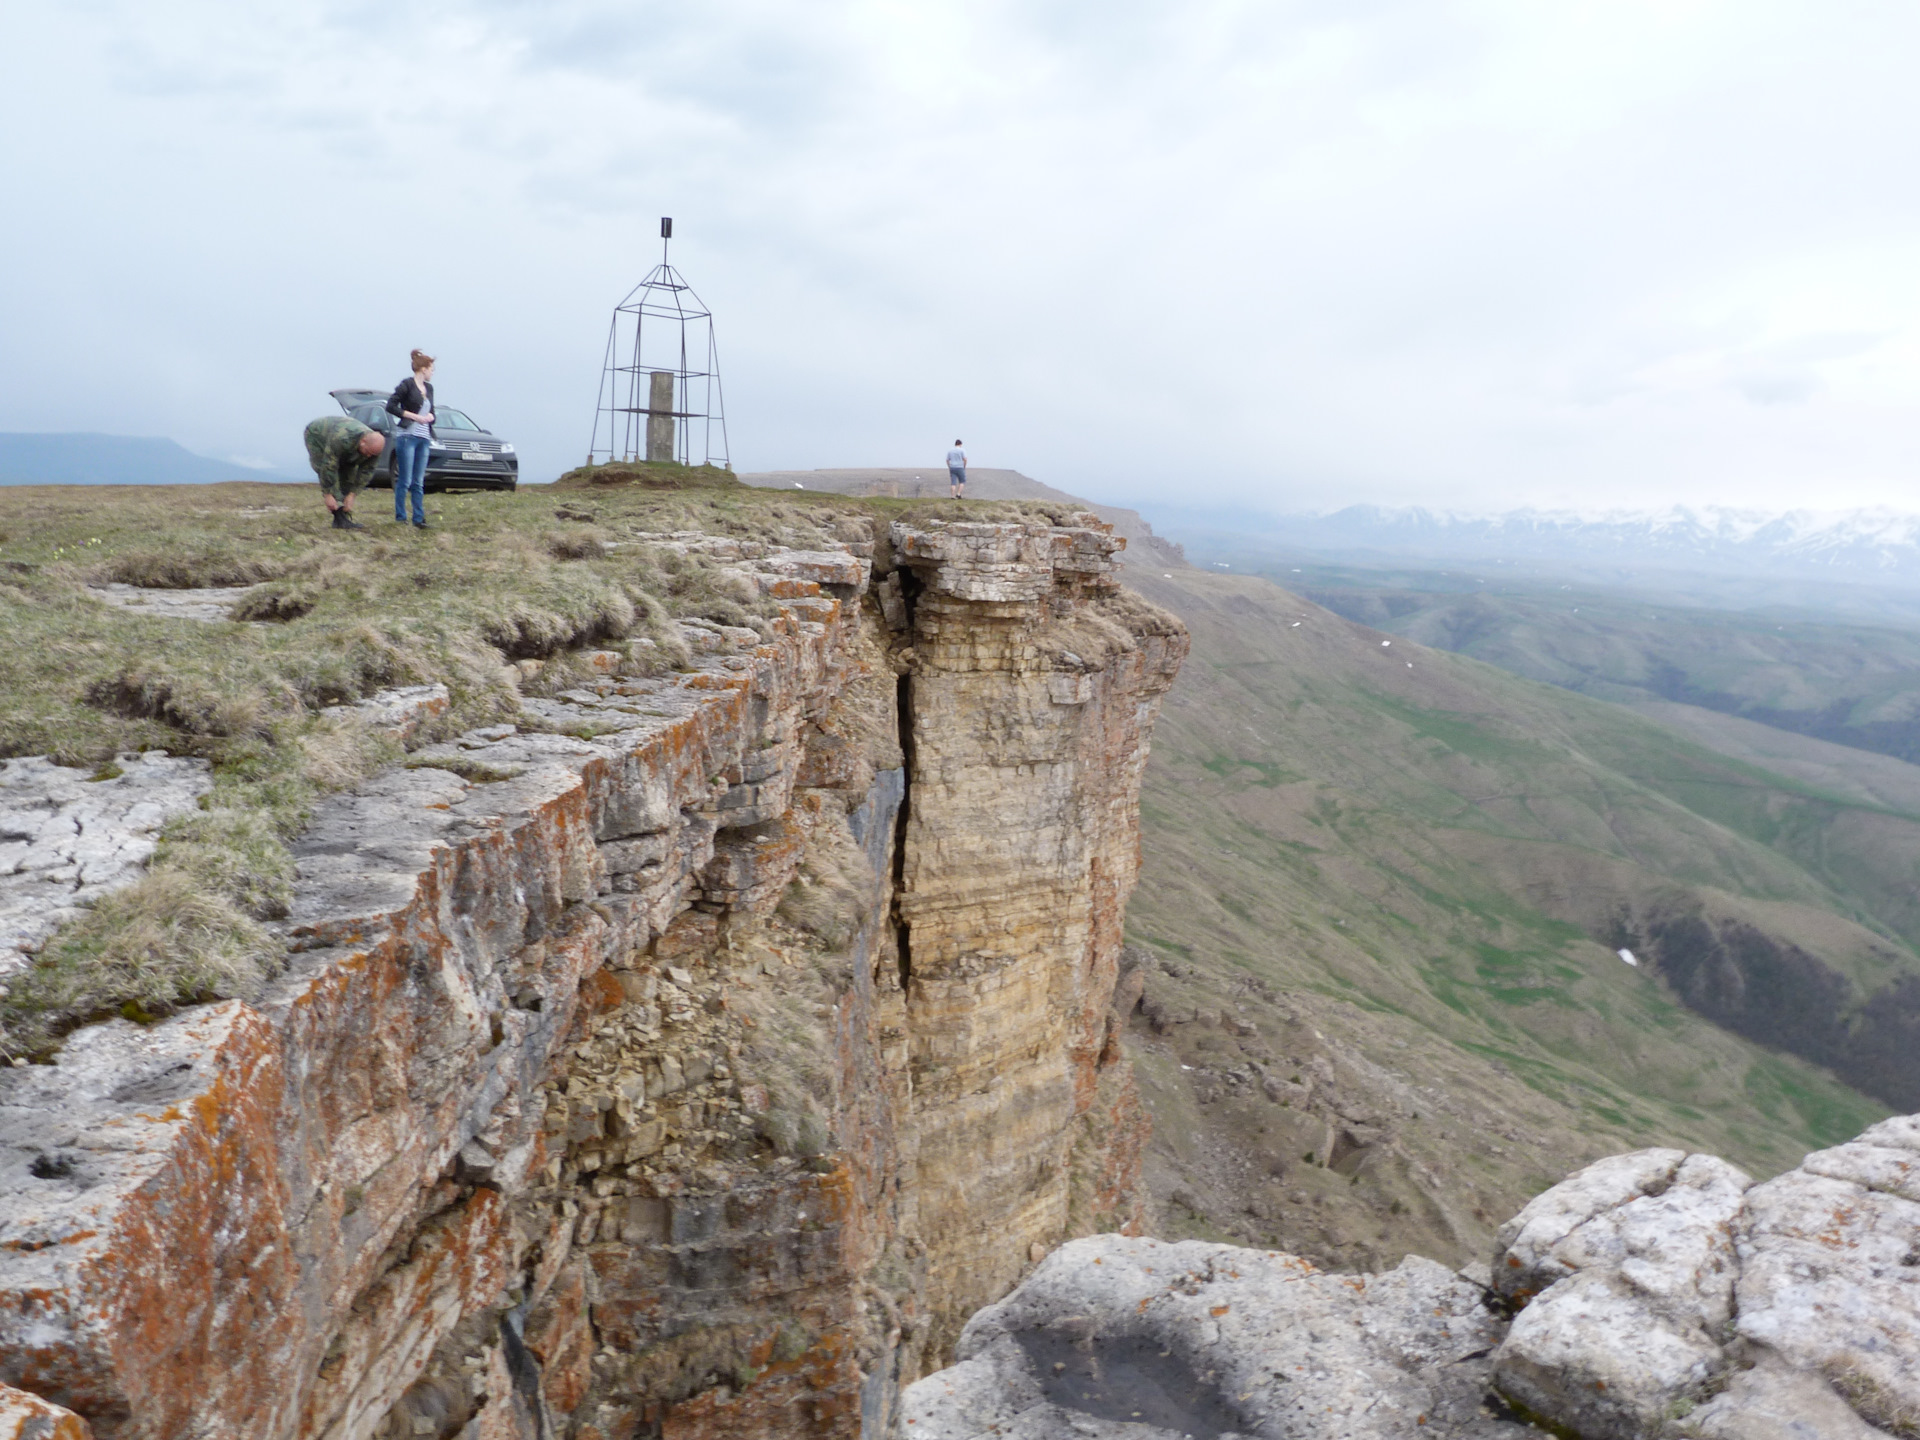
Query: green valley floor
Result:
<box><xmin>1118</xmin><ymin>566</ymin><xmax>1909</xmax><ymax>1272</ymax></box>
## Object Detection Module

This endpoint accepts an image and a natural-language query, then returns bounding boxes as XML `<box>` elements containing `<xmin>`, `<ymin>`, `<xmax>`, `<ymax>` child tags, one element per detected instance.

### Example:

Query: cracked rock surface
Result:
<box><xmin>0</xmin><ymin>751</ymin><xmax>211</xmax><ymax>979</ymax></box>
<box><xmin>1485</xmin><ymin>1123</ymin><xmax>1919</xmax><ymax>1439</ymax></box>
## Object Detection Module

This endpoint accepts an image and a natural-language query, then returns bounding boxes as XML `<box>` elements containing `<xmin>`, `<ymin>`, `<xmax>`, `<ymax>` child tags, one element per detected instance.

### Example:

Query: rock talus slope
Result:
<box><xmin>0</xmin><ymin>513</ymin><xmax>1185</xmax><ymax>1440</ymax></box>
<box><xmin>906</xmin><ymin>1111</ymin><xmax>1920</xmax><ymax>1439</ymax></box>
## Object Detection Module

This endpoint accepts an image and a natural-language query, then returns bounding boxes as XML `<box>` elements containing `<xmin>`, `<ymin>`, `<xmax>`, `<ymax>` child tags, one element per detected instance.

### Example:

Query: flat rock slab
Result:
<box><xmin>902</xmin><ymin>1234</ymin><xmax>1537</xmax><ymax>1439</ymax></box>
<box><xmin>0</xmin><ymin>752</ymin><xmax>211</xmax><ymax>979</ymax></box>
<box><xmin>88</xmin><ymin>583</ymin><xmax>258</xmax><ymax>622</ymax></box>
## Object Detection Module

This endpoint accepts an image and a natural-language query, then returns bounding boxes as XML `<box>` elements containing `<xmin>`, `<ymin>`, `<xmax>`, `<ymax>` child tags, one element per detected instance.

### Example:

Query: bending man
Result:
<box><xmin>303</xmin><ymin>414</ymin><xmax>384</xmax><ymax>531</ymax></box>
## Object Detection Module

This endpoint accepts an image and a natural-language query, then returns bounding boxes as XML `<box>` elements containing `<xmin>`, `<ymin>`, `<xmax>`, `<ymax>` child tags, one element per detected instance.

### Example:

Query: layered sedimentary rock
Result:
<box><xmin>907</xmin><ymin>1113</ymin><xmax>1920</xmax><ymax>1439</ymax></box>
<box><xmin>890</xmin><ymin>522</ymin><xmax>1180</xmax><ymax>1356</ymax></box>
<box><xmin>0</xmin><ymin>513</ymin><xmax>1184</xmax><ymax>1440</ymax></box>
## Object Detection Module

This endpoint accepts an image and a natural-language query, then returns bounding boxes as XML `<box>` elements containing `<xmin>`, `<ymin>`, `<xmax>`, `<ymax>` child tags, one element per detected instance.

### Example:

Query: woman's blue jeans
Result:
<box><xmin>393</xmin><ymin>434</ymin><xmax>430</xmax><ymax>522</ymax></box>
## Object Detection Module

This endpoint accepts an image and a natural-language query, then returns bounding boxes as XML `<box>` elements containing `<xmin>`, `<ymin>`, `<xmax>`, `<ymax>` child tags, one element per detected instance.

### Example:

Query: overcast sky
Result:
<box><xmin>5</xmin><ymin>1</ymin><xmax>1920</xmax><ymax>515</ymax></box>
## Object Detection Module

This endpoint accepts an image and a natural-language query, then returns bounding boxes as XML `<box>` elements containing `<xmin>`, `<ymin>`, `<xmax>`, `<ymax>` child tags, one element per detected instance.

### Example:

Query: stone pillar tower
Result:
<box><xmin>587</xmin><ymin>217</ymin><xmax>730</xmax><ymax>469</ymax></box>
<box><xmin>645</xmin><ymin>371</ymin><xmax>675</xmax><ymax>462</ymax></box>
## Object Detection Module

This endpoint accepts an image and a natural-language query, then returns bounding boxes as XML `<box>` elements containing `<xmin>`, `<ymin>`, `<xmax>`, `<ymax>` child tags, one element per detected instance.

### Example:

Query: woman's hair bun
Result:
<box><xmin>411</xmin><ymin>349</ymin><xmax>435</xmax><ymax>371</ymax></box>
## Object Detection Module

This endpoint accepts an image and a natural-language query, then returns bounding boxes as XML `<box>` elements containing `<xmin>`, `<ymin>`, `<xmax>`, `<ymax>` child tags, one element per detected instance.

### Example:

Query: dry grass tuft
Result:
<box><xmin>6</xmin><ymin>870</ymin><xmax>284</xmax><ymax>1046</ymax></box>
<box><xmin>84</xmin><ymin>667</ymin><xmax>279</xmax><ymax>738</ymax></box>
<box><xmin>230</xmin><ymin>583</ymin><xmax>317</xmax><ymax>622</ymax></box>
<box><xmin>299</xmin><ymin>714</ymin><xmax>402</xmax><ymax>792</ymax></box>
<box><xmin>1829</xmin><ymin>1366</ymin><xmax>1920</xmax><ymax>1438</ymax></box>
<box><xmin>544</xmin><ymin>528</ymin><xmax>609</xmax><ymax>561</ymax></box>
<box><xmin>98</xmin><ymin>549</ymin><xmax>286</xmax><ymax>589</ymax></box>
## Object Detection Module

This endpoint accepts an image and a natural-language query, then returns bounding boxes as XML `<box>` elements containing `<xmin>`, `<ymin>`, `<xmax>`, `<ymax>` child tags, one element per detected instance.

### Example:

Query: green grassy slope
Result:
<box><xmin>1117</xmin><ymin>568</ymin><xmax>1905</xmax><ymax>1271</ymax></box>
<box><xmin>1292</xmin><ymin>569</ymin><xmax>1920</xmax><ymax>764</ymax></box>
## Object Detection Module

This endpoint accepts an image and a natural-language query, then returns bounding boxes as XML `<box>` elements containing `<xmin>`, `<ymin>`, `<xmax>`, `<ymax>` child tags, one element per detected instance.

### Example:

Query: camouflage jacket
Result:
<box><xmin>303</xmin><ymin>414</ymin><xmax>380</xmax><ymax>493</ymax></box>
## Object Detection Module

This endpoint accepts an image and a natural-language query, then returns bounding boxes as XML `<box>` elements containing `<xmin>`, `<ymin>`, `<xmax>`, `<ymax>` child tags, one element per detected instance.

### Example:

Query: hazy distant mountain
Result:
<box><xmin>1170</xmin><ymin>503</ymin><xmax>1920</xmax><ymax>586</ymax></box>
<box><xmin>0</xmin><ymin>433</ymin><xmax>288</xmax><ymax>486</ymax></box>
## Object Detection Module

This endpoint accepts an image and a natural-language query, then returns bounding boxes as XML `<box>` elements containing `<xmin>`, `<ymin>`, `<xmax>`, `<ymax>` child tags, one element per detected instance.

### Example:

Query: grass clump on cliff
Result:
<box><xmin>0</xmin><ymin>478</ymin><xmax>1075</xmax><ymax>1054</ymax></box>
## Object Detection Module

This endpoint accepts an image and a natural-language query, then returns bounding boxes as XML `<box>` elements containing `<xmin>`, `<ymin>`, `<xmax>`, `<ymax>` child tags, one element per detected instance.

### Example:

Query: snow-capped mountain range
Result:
<box><xmin>1246</xmin><ymin>504</ymin><xmax>1920</xmax><ymax>584</ymax></box>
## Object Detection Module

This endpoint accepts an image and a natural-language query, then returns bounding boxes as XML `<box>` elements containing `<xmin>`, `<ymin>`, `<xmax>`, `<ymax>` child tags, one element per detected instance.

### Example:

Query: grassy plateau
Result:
<box><xmin>0</xmin><ymin>469</ymin><xmax>1061</xmax><ymax>1055</ymax></box>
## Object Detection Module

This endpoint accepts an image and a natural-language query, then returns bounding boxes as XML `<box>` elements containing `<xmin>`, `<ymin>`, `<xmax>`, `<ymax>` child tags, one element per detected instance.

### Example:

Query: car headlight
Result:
<box><xmin>429</xmin><ymin>442</ymin><xmax>447</xmax><ymax>450</ymax></box>
<box><xmin>500</xmin><ymin>444</ymin><xmax>515</xmax><ymax>454</ymax></box>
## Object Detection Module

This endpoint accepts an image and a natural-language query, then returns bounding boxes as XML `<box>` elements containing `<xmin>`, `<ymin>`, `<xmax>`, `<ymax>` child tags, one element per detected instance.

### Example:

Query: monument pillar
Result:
<box><xmin>646</xmin><ymin>371</ymin><xmax>675</xmax><ymax>463</ymax></box>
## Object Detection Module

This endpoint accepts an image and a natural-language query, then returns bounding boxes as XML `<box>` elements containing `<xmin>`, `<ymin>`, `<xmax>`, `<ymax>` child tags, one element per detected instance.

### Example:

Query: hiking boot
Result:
<box><xmin>412</xmin><ymin>519</ymin><xmax>429</xmax><ymax>529</ymax></box>
<box><xmin>329</xmin><ymin>509</ymin><xmax>346</xmax><ymax>529</ymax></box>
<box><xmin>338</xmin><ymin>513</ymin><xmax>365</xmax><ymax>531</ymax></box>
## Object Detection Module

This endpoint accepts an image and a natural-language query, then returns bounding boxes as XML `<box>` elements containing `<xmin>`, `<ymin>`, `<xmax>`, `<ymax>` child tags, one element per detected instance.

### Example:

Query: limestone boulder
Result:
<box><xmin>1491</xmin><ymin>1152</ymin><xmax>1754</xmax><ymax>1435</ymax></box>
<box><xmin>907</xmin><ymin>1112</ymin><xmax>1920</xmax><ymax>1440</ymax></box>
<box><xmin>1485</xmin><ymin>1120</ymin><xmax>1920</xmax><ymax>1439</ymax></box>
<box><xmin>1733</xmin><ymin>1134</ymin><xmax>1920</xmax><ymax>1436</ymax></box>
<box><xmin>1494</xmin><ymin>1270</ymin><xmax>1726</xmax><ymax>1439</ymax></box>
<box><xmin>1490</xmin><ymin>1147</ymin><xmax>1687</xmax><ymax>1306</ymax></box>
<box><xmin>901</xmin><ymin>1234</ymin><xmax>1530</xmax><ymax>1439</ymax></box>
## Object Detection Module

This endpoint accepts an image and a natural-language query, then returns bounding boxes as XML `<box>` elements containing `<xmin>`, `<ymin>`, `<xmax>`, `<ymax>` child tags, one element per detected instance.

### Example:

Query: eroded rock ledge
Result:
<box><xmin>0</xmin><ymin>515</ymin><xmax>1186</xmax><ymax>1440</ymax></box>
<box><xmin>905</xmin><ymin>1112</ymin><xmax>1920</xmax><ymax>1439</ymax></box>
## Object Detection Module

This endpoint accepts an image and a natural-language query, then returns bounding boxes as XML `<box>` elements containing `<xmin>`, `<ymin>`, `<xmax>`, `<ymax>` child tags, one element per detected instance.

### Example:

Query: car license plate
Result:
<box><xmin>464</xmin><ymin>450</ymin><xmax>490</xmax><ymax>463</ymax></box>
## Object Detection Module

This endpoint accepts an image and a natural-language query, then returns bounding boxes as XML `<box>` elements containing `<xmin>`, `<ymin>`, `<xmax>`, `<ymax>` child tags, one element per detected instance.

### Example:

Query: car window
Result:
<box><xmin>435</xmin><ymin>408</ymin><xmax>479</xmax><ymax>431</ymax></box>
<box><xmin>349</xmin><ymin>405</ymin><xmax>393</xmax><ymax>430</ymax></box>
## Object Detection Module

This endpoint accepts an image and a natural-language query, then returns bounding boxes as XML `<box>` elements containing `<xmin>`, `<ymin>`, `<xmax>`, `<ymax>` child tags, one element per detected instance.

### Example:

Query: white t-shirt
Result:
<box><xmin>947</xmin><ymin>449</ymin><xmax>966</xmax><ymax>469</ymax></box>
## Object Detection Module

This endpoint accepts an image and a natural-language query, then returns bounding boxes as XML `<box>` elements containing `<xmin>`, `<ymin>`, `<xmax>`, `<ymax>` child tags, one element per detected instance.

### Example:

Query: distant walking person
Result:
<box><xmin>947</xmin><ymin>439</ymin><xmax>967</xmax><ymax>498</ymax></box>
<box><xmin>385</xmin><ymin>350</ymin><xmax>436</xmax><ymax>528</ymax></box>
<box><xmin>302</xmin><ymin>415</ymin><xmax>383</xmax><ymax>530</ymax></box>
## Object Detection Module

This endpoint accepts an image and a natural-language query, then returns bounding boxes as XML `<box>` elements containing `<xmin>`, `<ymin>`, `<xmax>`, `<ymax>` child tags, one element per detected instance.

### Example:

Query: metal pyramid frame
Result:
<box><xmin>588</xmin><ymin>222</ymin><xmax>730</xmax><ymax>468</ymax></box>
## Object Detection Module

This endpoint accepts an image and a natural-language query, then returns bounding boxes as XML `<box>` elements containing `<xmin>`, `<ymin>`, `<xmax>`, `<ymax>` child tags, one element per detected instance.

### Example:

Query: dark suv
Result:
<box><xmin>329</xmin><ymin>388</ymin><xmax>519</xmax><ymax>492</ymax></box>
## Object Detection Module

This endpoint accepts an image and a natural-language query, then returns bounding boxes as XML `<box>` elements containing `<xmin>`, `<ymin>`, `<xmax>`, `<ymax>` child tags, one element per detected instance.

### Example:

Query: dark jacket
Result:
<box><xmin>385</xmin><ymin>376</ymin><xmax>436</xmax><ymax>434</ymax></box>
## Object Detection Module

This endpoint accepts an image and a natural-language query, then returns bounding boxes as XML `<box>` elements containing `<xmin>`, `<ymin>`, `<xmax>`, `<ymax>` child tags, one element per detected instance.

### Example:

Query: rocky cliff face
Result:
<box><xmin>0</xmin><ymin>515</ymin><xmax>1186</xmax><ymax>1440</ymax></box>
<box><xmin>905</xmin><ymin>1111</ymin><xmax>1920</xmax><ymax>1439</ymax></box>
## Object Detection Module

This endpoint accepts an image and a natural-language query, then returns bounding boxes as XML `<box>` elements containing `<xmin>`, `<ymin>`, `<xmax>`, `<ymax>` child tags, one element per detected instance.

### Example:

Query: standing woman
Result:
<box><xmin>386</xmin><ymin>350</ymin><xmax>435</xmax><ymax>528</ymax></box>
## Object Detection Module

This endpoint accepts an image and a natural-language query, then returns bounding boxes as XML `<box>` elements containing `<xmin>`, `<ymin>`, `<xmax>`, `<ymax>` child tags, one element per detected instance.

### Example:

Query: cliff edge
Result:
<box><xmin>0</xmin><ymin>511</ymin><xmax>1186</xmax><ymax>1439</ymax></box>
